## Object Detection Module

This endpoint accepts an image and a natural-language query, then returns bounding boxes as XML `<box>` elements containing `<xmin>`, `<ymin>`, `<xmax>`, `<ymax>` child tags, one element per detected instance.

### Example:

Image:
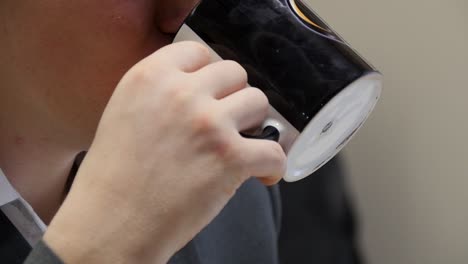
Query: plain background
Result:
<box><xmin>305</xmin><ymin>0</ymin><xmax>468</xmax><ymax>263</ymax></box>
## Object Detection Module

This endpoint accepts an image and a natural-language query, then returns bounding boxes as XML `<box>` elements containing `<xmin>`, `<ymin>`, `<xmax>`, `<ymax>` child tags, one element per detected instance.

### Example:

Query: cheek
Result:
<box><xmin>3</xmin><ymin>1</ymin><xmax>173</xmax><ymax>135</ymax></box>
<box><xmin>41</xmin><ymin>0</ymin><xmax>162</xmax><ymax>71</ymax></box>
<box><xmin>18</xmin><ymin>1</ymin><xmax>168</xmax><ymax>113</ymax></box>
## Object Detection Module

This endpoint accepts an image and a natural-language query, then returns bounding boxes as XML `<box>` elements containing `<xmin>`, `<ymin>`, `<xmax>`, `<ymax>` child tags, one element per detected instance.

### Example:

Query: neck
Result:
<box><xmin>0</xmin><ymin>97</ymin><xmax>81</xmax><ymax>224</ymax></box>
<box><xmin>0</xmin><ymin>130</ymin><xmax>78</xmax><ymax>225</ymax></box>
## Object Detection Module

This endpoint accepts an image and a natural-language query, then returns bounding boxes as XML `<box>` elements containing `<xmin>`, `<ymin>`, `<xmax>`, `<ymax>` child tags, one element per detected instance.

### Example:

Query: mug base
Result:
<box><xmin>283</xmin><ymin>72</ymin><xmax>382</xmax><ymax>182</ymax></box>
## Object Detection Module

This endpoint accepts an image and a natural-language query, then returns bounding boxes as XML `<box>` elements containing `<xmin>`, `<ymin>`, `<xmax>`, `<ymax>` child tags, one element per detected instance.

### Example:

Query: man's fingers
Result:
<box><xmin>149</xmin><ymin>41</ymin><xmax>211</xmax><ymax>73</ymax></box>
<box><xmin>218</xmin><ymin>87</ymin><xmax>269</xmax><ymax>131</ymax></box>
<box><xmin>258</xmin><ymin>176</ymin><xmax>283</xmax><ymax>186</ymax></box>
<box><xmin>239</xmin><ymin>138</ymin><xmax>287</xmax><ymax>179</ymax></box>
<box><xmin>193</xmin><ymin>60</ymin><xmax>248</xmax><ymax>99</ymax></box>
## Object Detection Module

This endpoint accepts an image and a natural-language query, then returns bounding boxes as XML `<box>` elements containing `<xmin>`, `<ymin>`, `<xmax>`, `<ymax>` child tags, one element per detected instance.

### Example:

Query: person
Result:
<box><xmin>0</xmin><ymin>1</ymin><xmax>287</xmax><ymax>263</ymax></box>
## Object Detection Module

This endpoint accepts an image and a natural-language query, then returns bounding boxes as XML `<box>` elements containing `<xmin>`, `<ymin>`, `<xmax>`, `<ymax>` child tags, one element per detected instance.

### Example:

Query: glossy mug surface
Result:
<box><xmin>174</xmin><ymin>0</ymin><xmax>382</xmax><ymax>182</ymax></box>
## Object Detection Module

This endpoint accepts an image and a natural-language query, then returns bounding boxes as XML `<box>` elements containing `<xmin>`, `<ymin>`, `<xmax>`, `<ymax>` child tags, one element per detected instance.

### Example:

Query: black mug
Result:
<box><xmin>174</xmin><ymin>0</ymin><xmax>382</xmax><ymax>182</ymax></box>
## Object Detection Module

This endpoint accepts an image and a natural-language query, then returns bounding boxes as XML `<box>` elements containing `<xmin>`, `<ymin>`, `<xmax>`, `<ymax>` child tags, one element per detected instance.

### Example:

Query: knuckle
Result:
<box><xmin>165</xmin><ymin>81</ymin><xmax>194</xmax><ymax>110</ymax></box>
<box><xmin>172</xmin><ymin>87</ymin><xmax>192</xmax><ymax>104</ymax></box>
<box><xmin>248</xmin><ymin>87</ymin><xmax>269</xmax><ymax>109</ymax></box>
<box><xmin>217</xmin><ymin>140</ymin><xmax>240</xmax><ymax>163</ymax></box>
<box><xmin>125</xmin><ymin>66</ymin><xmax>154</xmax><ymax>88</ymax></box>
<box><xmin>225</xmin><ymin>145</ymin><xmax>245</xmax><ymax>166</ymax></box>
<box><xmin>223</xmin><ymin>60</ymin><xmax>248</xmax><ymax>83</ymax></box>
<box><xmin>191</xmin><ymin>111</ymin><xmax>220</xmax><ymax>136</ymax></box>
<box><xmin>208</xmin><ymin>134</ymin><xmax>245</xmax><ymax>170</ymax></box>
<box><xmin>185</xmin><ymin>41</ymin><xmax>211</xmax><ymax>60</ymax></box>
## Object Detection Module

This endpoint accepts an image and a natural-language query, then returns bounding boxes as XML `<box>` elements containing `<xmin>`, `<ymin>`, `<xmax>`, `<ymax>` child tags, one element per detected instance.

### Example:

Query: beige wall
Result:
<box><xmin>306</xmin><ymin>0</ymin><xmax>468</xmax><ymax>263</ymax></box>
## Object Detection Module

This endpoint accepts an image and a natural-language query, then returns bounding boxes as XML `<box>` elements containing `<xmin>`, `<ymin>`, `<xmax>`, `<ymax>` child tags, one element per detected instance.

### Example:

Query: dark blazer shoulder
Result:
<box><xmin>24</xmin><ymin>240</ymin><xmax>63</xmax><ymax>264</ymax></box>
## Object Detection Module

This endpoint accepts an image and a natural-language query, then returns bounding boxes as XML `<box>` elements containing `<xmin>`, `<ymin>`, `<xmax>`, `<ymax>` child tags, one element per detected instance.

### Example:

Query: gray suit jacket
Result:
<box><xmin>22</xmin><ymin>156</ymin><xmax>361</xmax><ymax>264</ymax></box>
<box><xmin>24</xmin><ymin>179</ymin><xmax>282</xmax><ymax>264</ymax></box>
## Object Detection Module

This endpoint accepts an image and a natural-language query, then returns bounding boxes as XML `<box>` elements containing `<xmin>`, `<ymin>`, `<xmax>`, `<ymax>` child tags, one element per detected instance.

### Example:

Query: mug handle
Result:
<box><xmin>241</xmin><ymin>126</ymin><xmax>280</xmax><ymax>142</ymax></box>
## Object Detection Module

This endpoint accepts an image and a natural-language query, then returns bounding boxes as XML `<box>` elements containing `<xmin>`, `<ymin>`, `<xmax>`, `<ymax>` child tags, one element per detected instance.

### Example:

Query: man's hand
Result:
<box><xmin>43</xmin><ymin>41</ymin><xmax>286</xmax><ymax>264</ymax></box>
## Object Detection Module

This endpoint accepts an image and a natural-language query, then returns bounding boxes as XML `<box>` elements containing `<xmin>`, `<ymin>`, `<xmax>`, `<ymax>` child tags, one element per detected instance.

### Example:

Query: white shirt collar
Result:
<box><xmin>0</xmin><ymin>168</ymin><xmax>46</xmax><ymax>245</ymax></box>
<box><xmin>0</xmin><ymin>168</ymin><xmax>20</xmax><ymax>207</ymax></box>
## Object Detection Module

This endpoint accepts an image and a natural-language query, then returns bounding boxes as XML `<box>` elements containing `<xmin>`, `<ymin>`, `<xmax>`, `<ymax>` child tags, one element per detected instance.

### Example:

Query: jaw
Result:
<box><xmin>153</xmin><ymin>0</ymin><xmax>200</xmax><ymax>34</ymax></box>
